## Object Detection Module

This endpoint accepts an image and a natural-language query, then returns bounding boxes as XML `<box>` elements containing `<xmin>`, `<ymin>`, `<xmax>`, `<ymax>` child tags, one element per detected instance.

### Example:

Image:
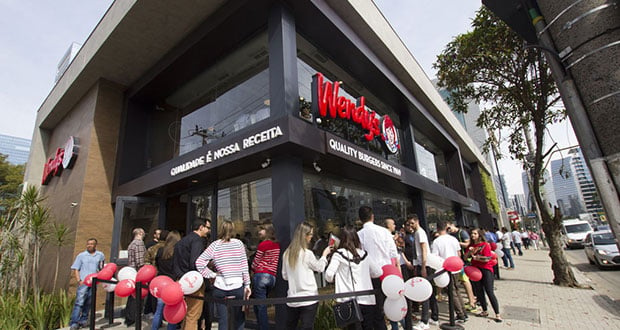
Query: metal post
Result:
<box><xmin>529</xmin><ymin>8</ymin><xmax>620</xmax><ymax>251</ymax></box>
<box><xmin>135</xmin><ymin>281</ymin><xmax>142</xmax><ymax>330</ymax></box>
<box><xmin>439</xmin><ymin>274</ymin><xmax>463</xmax><ymax>330</ymax></box>
<box><xmin>90</xmin><ymin>278</ymin><xmax>97</xmax><ymax>330</ymax></box>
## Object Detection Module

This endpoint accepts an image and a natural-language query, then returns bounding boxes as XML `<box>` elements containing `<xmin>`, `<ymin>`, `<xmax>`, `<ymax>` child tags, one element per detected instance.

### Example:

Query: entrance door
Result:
<box><xmin>111</xmin><ymin>196</ymin><xmax>165</xmax><ymax>263</ymax></box>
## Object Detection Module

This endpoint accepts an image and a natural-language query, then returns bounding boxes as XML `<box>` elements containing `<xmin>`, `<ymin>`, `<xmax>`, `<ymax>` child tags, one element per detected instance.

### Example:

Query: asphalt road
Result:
<box><xmin>565</xmin><ymin>248</ymin><xmax>620</xmax><ymax>302</ymax></box>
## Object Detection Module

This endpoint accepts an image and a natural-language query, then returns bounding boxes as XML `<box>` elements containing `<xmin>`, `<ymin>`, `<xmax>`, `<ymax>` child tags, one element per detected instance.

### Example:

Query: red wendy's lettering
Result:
<box><xmin>313</xmin><ymin>72</ymin><xmax>380</xmax><ymax>141</ymax></box>
<box><xmin>42</xmin><ymin>148</ymin><xmax>65</xmax><ymax>185</ymax></box>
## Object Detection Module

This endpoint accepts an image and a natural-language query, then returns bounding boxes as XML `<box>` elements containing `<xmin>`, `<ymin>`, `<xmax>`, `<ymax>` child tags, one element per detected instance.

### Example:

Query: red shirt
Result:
<box><xmin>252</xmin><ymin>240</ymin><xmax>280</xmax><ymax>276</ymax></box>
<box><xmin>469</xmin><ymin>242</ymin><xmax>494</xmax><ymax>272</ymax></box>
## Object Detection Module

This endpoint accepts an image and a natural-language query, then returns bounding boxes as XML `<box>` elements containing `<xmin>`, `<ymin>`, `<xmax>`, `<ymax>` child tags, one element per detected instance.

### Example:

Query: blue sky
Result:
<box><xmin>0</xmin><ymin>0</ymin><xmax>577</xmax><ymax>195</ymax></box>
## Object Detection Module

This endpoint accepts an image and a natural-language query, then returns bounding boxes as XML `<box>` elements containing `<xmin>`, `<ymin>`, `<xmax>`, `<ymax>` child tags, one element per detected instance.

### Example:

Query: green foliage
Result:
<box><xmin>480</xmin><ymin>168</ymin><xmax>500</xmax><ymax>214</ymax></box>
<box><xmin>0</xmin><ymin>153</ymin><xmax>25</xmax><ymax>215</ymax></box>
<box><xmin>434</xmin><ymin>6</ymin><xmax>564</xmax><ymax>163</ymax></box>
<box><xmin>314</xmin><ymin>300</ymin><xmax>337</xmax><ymax>329</ymax></box>
<box><xmin>0</xmin><ymin>291</ymin><xmax>73</xmax><ymax>329</ymax></box>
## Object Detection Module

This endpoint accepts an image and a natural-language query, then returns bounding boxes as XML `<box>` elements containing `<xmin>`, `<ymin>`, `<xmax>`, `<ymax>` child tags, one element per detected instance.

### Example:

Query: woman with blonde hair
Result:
<box><xmin>282</xmin><ymin>221</ymin><xmax>332</xmax><ymax>329</ymax></box>
<box><xmin>196</xmin><ymin>221</ymin><xmax>251</xmax><ymax>330</ymax></box>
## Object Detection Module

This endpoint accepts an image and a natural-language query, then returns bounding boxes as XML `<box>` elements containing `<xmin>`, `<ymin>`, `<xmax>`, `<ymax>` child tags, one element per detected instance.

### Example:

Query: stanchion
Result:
<box><xmin>90</xmin><ymin>278</ymin><xmax>98</xmax><ymax>330</ymax></box>
<box><xmin>439</xmin><ymin>273</ymin><xmax>463</xmax><ymax>330</ymax></box>
<box><xmin>135</xmin><ymin>281</ymin><xmax>142</xmax><ymax>330</ymax></box>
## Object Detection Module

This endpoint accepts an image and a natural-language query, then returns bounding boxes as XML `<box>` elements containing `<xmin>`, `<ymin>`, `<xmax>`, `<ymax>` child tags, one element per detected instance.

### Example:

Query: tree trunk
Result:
<box><xmin>541</xmin><ymin>207</ymin><xmax>579</xmax><ymax>287</ymax></box>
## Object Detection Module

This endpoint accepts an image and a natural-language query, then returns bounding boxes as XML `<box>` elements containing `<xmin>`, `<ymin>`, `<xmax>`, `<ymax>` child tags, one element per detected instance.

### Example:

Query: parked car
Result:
<box><xmin>584</xmin><ymin>230</ymin><xmax>620</xmax><ymax>269</ymax></box>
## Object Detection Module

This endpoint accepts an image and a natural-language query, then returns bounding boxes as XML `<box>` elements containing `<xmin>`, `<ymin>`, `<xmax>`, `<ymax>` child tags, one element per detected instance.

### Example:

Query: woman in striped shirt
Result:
<box><xmin>251</xmin><ymin>222</ymin><xmax>280</xmax><ymax>330</ymax></box>
<box><xmin>196</xmin><ymin>220</ymin><xmax>251</xmax><ymax>330</ymax></box>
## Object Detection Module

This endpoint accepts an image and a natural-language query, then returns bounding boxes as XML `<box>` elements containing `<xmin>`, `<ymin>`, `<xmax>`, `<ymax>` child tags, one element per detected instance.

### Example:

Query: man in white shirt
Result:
<box><xmin>432</xmin><ymin>221</ymin><xmax>468</xmax><ymax>322</ymax></box>
<box><xmin>357</xmin><ymin>206</ymin><xmax>396</xmax><ymax>330</ymax></box>
<box><xmin>500</xmin><ymin>227</ymin><xmax>515</xmax><ymax>269</ymax></box>
<box><xmin>512</xmin><ymin>229</ymin><xmax>524</xmax><ymax>256</ymax></box>
<box><xmin>410</xmin><ymin>215</ymin><xmax>438</xmax><ymax>330</ymax></box>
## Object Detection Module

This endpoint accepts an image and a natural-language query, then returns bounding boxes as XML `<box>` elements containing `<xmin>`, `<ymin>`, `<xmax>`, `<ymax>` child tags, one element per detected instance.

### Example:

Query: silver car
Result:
<box><xmin>584</xmin><ymin>230</ymin><xmax>620</xmax><ymax>269</ymax></box>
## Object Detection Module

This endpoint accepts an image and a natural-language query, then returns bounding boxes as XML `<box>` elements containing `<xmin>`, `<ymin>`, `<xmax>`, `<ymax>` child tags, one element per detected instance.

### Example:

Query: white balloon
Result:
<box><xmin>495</xmin><ymin>248</ymin><xmax>504</xmax><ymax>258</ymax></box>
<box><xmin>426</xmin><ymin>253</ymin><xmax>444</xmax><ymax>270</ymax></box>
<box><xmin>117</xmin><ymin>266</ymin><xmax>137</xmax><ymax>281</ymax></box>
<box><xmin>433</xmin><ymin>272</ymin><xmax>450</xmax><ymax>288</ymax></box>
<box><xmin>179</xmin><ymin>271</ymin><xmax>204</xmax><ymax>295</ymax></box>
<box><xmin>384</xmin><ymin>296</ymin><xmax>407</xmax><ymax>322</ymax></box>
<box><xmin>403</xmin><ymin>277</ymin><xmax>433</xmax><ymax>302</ymax></box>
<box><xmin>102</xmin><ymin>277</ymin><xmax>117</xmax><ymax>292</ymax></box>
<box><xmin>381</xmin><ymin>275</ymin><xmax>404</xmax><ymax>299</ymax></box>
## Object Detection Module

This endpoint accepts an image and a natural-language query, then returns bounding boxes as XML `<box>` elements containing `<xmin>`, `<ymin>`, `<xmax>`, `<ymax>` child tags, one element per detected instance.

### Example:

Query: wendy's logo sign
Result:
<box><xmin>312</xmin><ymin>72</ymin><xmax>399</xmax><ymax>153</ymax></box>
<box><xmin>41</xmin><ymin>136</ymin><xmax>78</xmax><ymax>185</ymax></box>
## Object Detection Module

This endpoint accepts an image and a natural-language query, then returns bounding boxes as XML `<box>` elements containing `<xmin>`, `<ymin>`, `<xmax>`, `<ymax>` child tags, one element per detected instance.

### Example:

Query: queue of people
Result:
<box><xmin>70</xmin><ymin>206</ymin><xmax>538</xmax><ymax>329</ymax></box>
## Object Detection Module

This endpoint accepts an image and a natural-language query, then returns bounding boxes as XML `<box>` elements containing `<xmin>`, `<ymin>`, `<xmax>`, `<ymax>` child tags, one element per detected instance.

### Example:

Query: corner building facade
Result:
<box><xmin>25</xmin><ymin>0</ymin><xmax>496</xmax><ymax>304</ymax></box>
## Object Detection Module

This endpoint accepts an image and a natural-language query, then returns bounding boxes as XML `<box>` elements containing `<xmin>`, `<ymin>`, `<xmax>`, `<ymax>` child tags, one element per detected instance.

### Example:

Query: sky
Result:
<box><xmin>0</xmin><ymin>0</ymin><xmax>578</xmax><ymax>196</ymax></box>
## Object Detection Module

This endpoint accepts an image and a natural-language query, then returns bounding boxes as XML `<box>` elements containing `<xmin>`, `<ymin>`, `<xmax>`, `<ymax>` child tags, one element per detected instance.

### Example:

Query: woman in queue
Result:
<box><xmin>466</xmin><ymin>228</ymin><xmax>502</xmax><ymax>323</ymax></box>
<box><xmin>152</xmin><ymin>230</ymin><xmax>181</xmax><ymax>330</ymax></box>
<box><xmin>325</xmin><ymin>225</ymin><xmax>382</xmax><ymax>330</ymax></box>
<box><xmin>196</xmin><ymin>220</ymin><xmax>251</xmax><ymax>330</ymax></box>
<box><xmin>251</xmin><ymin>222</ymin><xmax>280</xmax><ymax>330</ymax></box>
<box><xmin>282</xmin><ymin>221</ymin><xmax>332</xmax><ymax>330</ymax></box>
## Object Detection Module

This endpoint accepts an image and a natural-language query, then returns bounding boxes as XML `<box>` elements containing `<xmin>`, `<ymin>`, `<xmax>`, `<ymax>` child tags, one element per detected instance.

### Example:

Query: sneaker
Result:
<box><xmin>456</xmin><ymin>315</ymin><xmax>468</xmax><ymax>323</ymax></box>
<box><xmin>429</xmin><ymin>319</ymin><xmax>439</xmax><ymax>325</ymax></box>
<box><xmin>69</xmin><ymin>324</ymin><xmax>79</xmax><ymax>330</ymax></box>
<box><xmin>413</xmin><ymin>321</ymin><xmax>430</xmax><ymax>330</ymax></box>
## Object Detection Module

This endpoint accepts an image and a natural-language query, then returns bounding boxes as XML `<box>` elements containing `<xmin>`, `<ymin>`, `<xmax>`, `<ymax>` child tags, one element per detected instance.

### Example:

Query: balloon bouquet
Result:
<box><xmin>84</xmin><ymin>263</ymin><xmax>203</xmax><ymax>324</ymax></box>
<box><xmin>379</xmin><ymin>255</ymin><xmax>467</xmax><ymax>322</ymax></box>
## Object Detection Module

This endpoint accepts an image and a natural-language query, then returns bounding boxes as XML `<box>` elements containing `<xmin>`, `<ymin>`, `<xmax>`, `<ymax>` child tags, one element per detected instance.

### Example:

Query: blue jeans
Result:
<box><xmin>502</xmin><ymin>248</ymin><xmax>515</xmax><ymax>268</ymax></box>
<box><xmin>70</xmin><ymin>284</ymin><xmax>92</xmax><ymax>327</ymax></box>
<box><xmin>152</xmin><ymin>298</ymin><xmax>177</xmax><ymax>330</ymax></box>
<box><xmin>252</xmin><ymin>273</ymin><xmax>276</xmax><ymax>330</ymax></box>
<box><xmin>213</xmin><ymin>286</ymin><xmax>245</xmax><ymax>330</ymax></box>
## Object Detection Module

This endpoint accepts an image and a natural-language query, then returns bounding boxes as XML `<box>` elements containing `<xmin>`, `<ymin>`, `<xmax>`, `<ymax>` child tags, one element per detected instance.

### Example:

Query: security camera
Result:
<box><xmin>70</xmin><ymin>202</ymin><xmax>78</xmax><ymax>207</ymax></box>
<box><xmin>261</xmin><ymin>158</ymin><xmax>271</xmax><ymax>169</ymax></box>
<box><xmin>313</xmin><ymin>162</ymin><xmax>321</xmax><ymax>173</ymax></box>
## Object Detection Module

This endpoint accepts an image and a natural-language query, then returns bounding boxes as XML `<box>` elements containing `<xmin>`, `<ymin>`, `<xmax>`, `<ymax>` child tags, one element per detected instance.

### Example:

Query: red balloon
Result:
<box><xmin>150</xmin><ymin>275</ymin><xmax>174</xmax><ymax>299</ymax></box>
<box><xmin>464</xmin><ymin>266</ymin><xmax>482</xmax><ymax>282</ymax></box>
<box><xmin>136</xmin><ymin>265</ymin><xmax>157</xmax><ymax>284</ymax></box>
<box><xmin>103</xmin><ymin>263</ymin><xmax>117</xmax><ymax>274</ymax></box>
<box><xmin>115</xmin><ymin>279</ymin><xmax>136</xmax><ymax>297</ymax></box>
<box><xmin>83</xmin><ymin>273</ymin><xmax>97</xmax><ymax>287</ymax></box>
<box><xmin>132</xmin><ymin>287</ymin><xmax>149</xmax><ymax>299</ymax></box>
<box><xmin>163</xmin><ymin>300</ymin><xmax>187</xmax><ymax>324</ymax></box>
<box><xmin>161</xmin><ymin>282</ymin><xmax>184</xmax><ymax>305</ymax></box>
<box><xmin>97</xmin><ymin>269</ymin><xmax>114</xmax><ymax>281</ymax></box>
<box><xmin>443</xmin><ymin>256</ymin><xmax>464</xmax><ymax>272</ymax></box>
<box><xmin>380</xmin><ymin>264</ymin><xmax>402</xmax><ymax>281</ymax></box>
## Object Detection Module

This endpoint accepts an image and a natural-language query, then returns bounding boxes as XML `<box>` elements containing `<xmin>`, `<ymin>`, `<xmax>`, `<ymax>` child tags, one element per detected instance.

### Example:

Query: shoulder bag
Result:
<box><xmin>332</xmin><ymin>250</ymin><xmax>364</xmax><ymax>328</ymax></box>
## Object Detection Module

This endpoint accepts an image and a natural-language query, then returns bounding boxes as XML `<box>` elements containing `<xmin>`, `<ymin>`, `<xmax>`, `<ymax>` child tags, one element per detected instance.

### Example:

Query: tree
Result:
<box><xmin>0</xmin><ymin>154</ymin><xmax>25</xmax><ymax>215</ymax></box>
<box><xmin>434</xmin><ymin>7</ymin><xmax>578</xmax><ymax>286</ymax></box>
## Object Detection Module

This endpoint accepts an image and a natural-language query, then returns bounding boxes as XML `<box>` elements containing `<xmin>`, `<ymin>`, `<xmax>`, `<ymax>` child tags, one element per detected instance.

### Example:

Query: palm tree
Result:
<box><xmin>50</xmin><ymin>222</ymin><xmax>73</xmax><ymax>292</ymax></box>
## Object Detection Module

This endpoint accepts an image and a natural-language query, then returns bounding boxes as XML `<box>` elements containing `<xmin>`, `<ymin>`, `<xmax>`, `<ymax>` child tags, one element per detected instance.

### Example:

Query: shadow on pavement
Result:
<box><xmin>591</xmin><ymin>295</ymin><xmax>620</xmax><ymax>318</ymax></box>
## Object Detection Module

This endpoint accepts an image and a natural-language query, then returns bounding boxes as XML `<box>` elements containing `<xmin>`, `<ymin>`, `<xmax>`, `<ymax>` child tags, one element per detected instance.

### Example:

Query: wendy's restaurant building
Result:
<box><xmin>24</xmin><ymin>0</ymin><xmax>499</xmax><ymax>300</ymax></box>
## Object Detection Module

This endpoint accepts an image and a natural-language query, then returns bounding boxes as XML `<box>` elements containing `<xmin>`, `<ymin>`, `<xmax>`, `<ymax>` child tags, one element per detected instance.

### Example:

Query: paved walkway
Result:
<box><xmin>64</xmin><ymin>248</ymin><xmax>620</xmax><ymax>329</ymax></box>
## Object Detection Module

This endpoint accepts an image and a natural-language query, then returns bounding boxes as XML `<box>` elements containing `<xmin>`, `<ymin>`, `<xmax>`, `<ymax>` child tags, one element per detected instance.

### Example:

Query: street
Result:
<box><xmin>565</xmin><ymin>248</ymin><xmax>620</xmax><ymax>301</ymax></box>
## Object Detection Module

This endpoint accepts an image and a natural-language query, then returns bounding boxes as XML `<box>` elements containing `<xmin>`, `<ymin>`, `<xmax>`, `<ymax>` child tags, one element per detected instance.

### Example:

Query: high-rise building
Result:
<box><xmin>551</xmin><ymin>147</ymin><xmax>604</xmax><ymax>222</ymax></box>
<box><xmin>511</xmin><ymin>194</ymin><xmax>528</xmax><ymax>216</ymax></box>
<box><xmin>0</xmin><ymin>133</ymin><xmax>31</xmax><ymax>165</ymax></box>
<box><xmin>522</xmin><ymin>169</ymin><xmax>557</xmax><ymax>213</ymax></box>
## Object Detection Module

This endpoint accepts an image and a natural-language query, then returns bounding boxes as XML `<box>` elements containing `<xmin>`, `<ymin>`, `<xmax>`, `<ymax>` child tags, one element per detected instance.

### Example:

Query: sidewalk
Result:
<box><xmin>63</xmin><ymin>248</ymin><xmax>620</xmax><ymax>329</ymax></box>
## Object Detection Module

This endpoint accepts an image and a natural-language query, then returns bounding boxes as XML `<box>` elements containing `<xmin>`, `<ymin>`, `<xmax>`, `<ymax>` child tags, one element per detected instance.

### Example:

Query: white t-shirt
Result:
<box><xmin>512</xmin><ymin>231</ymin><xmax>522</xmax><ymax>244</ymax></box>
<box><xmin>282</xmin><ymin>248</ymin><xmax>328</xmax><ymax>307</ymax></box>
<box><xmin>501</xmin><ymin>231</ymin><xmax>512</xmax><ymax>249</ymax></box>
<box><xmin>431</xmin><ymin>234</ymin><xmax>461</xmax><ymax>259</ymax></box>
<box><xmin>325</xmin><ymin>249</ymin><xmax>382</xmax><ymax>305</ymax></box>
<box><xmin>413</xmin><ymin>228</ymin><xmax>429</xmax><ymax>266</ymax></box>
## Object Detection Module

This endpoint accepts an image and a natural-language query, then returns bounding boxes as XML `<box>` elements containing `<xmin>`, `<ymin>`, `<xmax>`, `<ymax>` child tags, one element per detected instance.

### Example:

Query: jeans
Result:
<box><xmin>152</xmin><ymin>299</ymin><xmax>178</xmax><ymax>330</ymax></box>
<box><xmin>501</xmin><ymin>248</ymin><xmax>515</xmax><ymax>268</ymax></box>
<box><xmin>515</xmin><ymin>242</ymin><xmax>523</xmax><ymax>256</ymax></box>
<box><xmin>70</xmin><ymin>284</ymin><xmax>92</xmax><ymax>327</ymax></box>
<box><xmin>285</xmin><ymin>303</ymin><xmax>318</xmax><ymax>330</ymax></box>
<box><xmin>252</xmin><ymin>273</ymin><xmax>275</xmax><ymax>330</ymax></box>
<box><xmin>213</xmin><ymin>286</ymin><xmax>245</xmax><ymax>330</ymax></box>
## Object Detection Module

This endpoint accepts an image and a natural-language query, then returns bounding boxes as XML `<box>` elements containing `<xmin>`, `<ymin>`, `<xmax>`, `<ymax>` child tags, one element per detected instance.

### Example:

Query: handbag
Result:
<box><xmin>332</xmin><ymin>251</ymin><xmax>363</xmax><ymax>328</ymax></box>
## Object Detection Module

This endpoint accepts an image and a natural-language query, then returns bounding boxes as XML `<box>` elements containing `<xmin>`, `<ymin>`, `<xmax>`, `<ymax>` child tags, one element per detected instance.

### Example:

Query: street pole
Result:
<box><xmin>528</xmin><ymin>8</ymin><xmax>620</xmax><ymax>250</ymax></box>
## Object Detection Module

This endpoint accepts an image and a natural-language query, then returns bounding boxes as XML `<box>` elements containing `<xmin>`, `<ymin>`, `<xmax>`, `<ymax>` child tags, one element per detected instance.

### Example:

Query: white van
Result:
<box><xmin>561</xmin><ymin>219</ymin><xmax>593</xmax><ymax>249</ymax></box>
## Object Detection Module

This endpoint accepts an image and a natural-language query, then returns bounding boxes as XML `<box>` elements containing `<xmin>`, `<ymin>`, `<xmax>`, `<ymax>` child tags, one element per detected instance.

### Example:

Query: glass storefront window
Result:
<box><xmin>414</xmin><ymin>129</ymin><xmax>448</xmax><ymax>186</ymax></box>
<box><xmin>303</xmin><ymin>172</ymin><xmax>412</xmax><ymax>252</ymax></box>
<box><xmin>425</xmin><ymin>199</ymin><xmax>455</xmax><ymax>234</ymax></box>
<box><xmin>217</xmin><ymin>175</ymin><xmax>272</xmax><ymax>252</ymax></box>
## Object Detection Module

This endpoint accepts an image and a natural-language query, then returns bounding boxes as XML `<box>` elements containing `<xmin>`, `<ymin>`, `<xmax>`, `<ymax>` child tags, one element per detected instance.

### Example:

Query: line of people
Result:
<box><xmin>69</xmin><ymin>208</ymin><xmax>517</xmax><ymax>329</ymax></box>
